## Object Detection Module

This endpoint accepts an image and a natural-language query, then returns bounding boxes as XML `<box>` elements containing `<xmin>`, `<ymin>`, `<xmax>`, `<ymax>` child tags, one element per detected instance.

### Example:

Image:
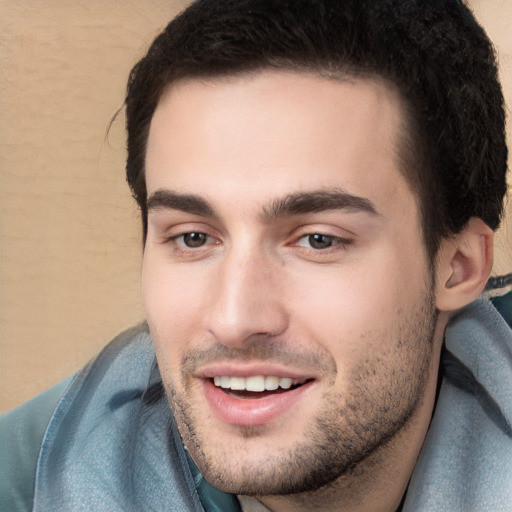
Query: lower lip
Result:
<box><xmin>202</xmin><ymin>379</ymin><xmax>313</xmax><ymax>427</ymax></box>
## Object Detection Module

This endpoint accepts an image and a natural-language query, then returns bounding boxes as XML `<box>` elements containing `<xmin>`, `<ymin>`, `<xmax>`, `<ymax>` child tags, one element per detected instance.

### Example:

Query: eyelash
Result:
<box><xmin>172</xmin><ymin>232</ymin><xmax>213</xmax><ymax>248</ymax></box>
<box><xmin>162</xmin><ymin>231</ymin><xmax>352</xmax><ymax>256</ymax></box>
<box><xmin>162</xmin><ymin>231</ymin><xmax>217</xmax><ymax>251</ymax></box>
<box><xmin>294</xmin><ymin>233</ymin><xmax>352</xmax><ymax>251</ymax></box>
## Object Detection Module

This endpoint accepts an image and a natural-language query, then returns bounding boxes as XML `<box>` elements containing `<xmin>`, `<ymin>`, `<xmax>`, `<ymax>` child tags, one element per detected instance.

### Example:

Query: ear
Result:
<box><xmin>435</xmin><ymin>218</ymin><xmax>494</xmax><ymax>312</ymax></box>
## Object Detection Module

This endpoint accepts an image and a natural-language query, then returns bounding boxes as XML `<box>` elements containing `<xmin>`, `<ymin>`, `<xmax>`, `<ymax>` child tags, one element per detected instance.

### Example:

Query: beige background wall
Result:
<box><xmin>1</xmin><ymin>0</ymin><xmax>511</xmax><ymax>411</ymax></box>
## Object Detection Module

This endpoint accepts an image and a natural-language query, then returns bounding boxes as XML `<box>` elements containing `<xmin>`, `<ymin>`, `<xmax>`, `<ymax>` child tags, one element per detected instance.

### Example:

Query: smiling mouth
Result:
<box><xmin>212</xmin><ymin>375</ymin><xmax>310</xmax><ymax>399</ymax></box>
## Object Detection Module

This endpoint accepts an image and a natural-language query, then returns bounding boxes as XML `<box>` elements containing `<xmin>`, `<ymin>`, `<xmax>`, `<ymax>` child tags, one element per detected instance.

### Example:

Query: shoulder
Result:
<box><xmin>0</xmin><ymin>322</ymin><xmax>150</xmax><ymax>512</ymax></box>
<box><xmin>0</xmin><ymin>375</ymin><xmax>74</xmax><ymax>512</ymax></box>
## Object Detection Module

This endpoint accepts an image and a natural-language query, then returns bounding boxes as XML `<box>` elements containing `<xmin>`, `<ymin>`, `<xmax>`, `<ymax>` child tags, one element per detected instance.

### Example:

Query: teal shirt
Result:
<box><xmin>0</xmin><ymin>376</ymin><xmax>74</xmax><ymax>512</ymax></box>
<box><xmin>1</xmin><ymin>291</ymin><xmax>511</xmax><ymax>512</ymax></box>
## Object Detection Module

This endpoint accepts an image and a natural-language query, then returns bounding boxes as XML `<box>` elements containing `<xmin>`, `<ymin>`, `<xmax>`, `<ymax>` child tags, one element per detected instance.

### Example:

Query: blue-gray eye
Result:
<box><xmin>308</xmin><ymin>234</ymin><xmax>336</xmax><ymax>249</ymax></box>
<box><xmin>182</xmin><ymin>232</ymin><xmax>209</xmax><ymax>247</ymax></box>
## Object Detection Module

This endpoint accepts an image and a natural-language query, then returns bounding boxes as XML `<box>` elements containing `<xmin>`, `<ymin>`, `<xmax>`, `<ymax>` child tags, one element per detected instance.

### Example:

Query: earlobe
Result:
<box><xmin>435</xmin><ymin>218</ymin><xmax>494</xmax><ymax>312</ymax></box>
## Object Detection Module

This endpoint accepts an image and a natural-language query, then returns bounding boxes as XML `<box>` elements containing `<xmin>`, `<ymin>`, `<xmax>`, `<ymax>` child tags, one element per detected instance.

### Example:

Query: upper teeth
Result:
<box><xmin>213</xmin><ymin>375</ymin><xmax>303</xmax><ymax>392</ymax></box>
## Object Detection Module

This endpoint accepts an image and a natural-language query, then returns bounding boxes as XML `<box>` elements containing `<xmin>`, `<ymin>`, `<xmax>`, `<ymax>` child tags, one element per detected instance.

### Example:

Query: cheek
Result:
<box><xmin>142</xmin><ymin>256</ymin><xmax>208</xmax><ymax>372</ymax></box>
<box><xmin>290</xmin><ymin>258</ymin><xmax>398</xmax><ymax>323</ymax></box>
<box><xmin>288</xmin><ymin>251</ymin><xmax>425</xmax><ymax>362</ymax></box>
<box><xmin>143</xmin><ymin>253</ymin><xmax>202</xmax><ymax>323</ymax></box>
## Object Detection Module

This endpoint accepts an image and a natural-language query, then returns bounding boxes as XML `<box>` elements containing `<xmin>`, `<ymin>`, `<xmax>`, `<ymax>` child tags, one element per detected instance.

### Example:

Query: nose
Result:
<box><xmin>204</xmin><ymin>248</ymin><xmax>289</xmax><ymax>348</ymax></box>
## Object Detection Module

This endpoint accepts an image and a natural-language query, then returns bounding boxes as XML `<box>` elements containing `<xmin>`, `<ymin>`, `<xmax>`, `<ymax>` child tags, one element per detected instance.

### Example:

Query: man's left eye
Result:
<box><xmin>297</xmin><ymin>234</ymin><xmax>342</xmax><ymax>250</ymax></box>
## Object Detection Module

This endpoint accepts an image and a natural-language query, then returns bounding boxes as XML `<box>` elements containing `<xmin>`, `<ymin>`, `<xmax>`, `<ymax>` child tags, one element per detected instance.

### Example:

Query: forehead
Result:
<box><xmin>145</xmin><ymin>71</ymin><xmax>416</xmax><ymax>220</ymax></box>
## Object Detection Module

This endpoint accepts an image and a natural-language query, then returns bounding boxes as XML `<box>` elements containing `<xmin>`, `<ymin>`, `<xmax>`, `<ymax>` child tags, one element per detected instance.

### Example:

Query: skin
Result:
<box><xmin>142</xmin><ymin>71</ymin><xmax>453</xmax><ymax>511</ymax></box>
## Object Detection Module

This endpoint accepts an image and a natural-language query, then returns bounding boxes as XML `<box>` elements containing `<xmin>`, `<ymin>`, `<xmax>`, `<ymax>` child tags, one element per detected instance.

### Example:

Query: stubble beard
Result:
<box><xmin>164</xmin><ymin>288</ymin><xmax>438</xmax><ymax>497</ymax></box>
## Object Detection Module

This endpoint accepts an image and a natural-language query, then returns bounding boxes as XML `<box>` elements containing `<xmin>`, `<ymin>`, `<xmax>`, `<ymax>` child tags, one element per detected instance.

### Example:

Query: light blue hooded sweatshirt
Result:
<box><xmin>1</xmin><ymin>295</ymin><xmax>511</xmax><ymax>511</ymax></box>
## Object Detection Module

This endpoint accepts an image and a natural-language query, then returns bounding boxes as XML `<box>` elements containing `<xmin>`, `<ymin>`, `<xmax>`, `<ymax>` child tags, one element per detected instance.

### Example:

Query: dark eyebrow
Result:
<box><xmin>147</xmin><ymin>188</ymin><xmax>378</xmax><ymax>222</ymax></box>
<box><xmin>147</xmin><ymin>189</ymin><xmax>216</xmax><ymax>217</ymax></box>
<box><xmin>262</xmin><ymin>189</ymin><xmax>379</xmax><ymax>221</ymax></box>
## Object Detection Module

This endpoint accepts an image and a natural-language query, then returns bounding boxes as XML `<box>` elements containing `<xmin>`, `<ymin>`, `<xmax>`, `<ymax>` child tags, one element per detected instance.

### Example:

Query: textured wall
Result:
<box><xmin>0</xmin><ymin>0</ymin><xmax>190</xmax><ymax>410</ymax></box>
<box><xmin>1</xmin><ymin>0</ymin><xmax>511</xmax><ymax>411</ymax></box>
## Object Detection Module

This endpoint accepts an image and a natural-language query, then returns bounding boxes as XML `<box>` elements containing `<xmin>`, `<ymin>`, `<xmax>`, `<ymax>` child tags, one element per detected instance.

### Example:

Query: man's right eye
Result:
<box><xmin>176</xmin><ymin>232</ymin><xmax>211</xmax><ymax>248</ymax></box>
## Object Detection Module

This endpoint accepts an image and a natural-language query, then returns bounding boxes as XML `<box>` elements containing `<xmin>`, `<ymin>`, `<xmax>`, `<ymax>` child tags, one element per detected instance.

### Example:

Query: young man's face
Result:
<box><xmin>142</xmin><ymin>71</ymin><xmax>443</xmax><ymax>495</ymax></box>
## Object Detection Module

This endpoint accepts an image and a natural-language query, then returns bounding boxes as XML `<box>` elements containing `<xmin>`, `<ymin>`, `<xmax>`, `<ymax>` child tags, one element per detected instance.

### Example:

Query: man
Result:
<box><xmin>2</xmin><ymin>0</ymin><xmax>512</xmax><ymax>511</ymax></box>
